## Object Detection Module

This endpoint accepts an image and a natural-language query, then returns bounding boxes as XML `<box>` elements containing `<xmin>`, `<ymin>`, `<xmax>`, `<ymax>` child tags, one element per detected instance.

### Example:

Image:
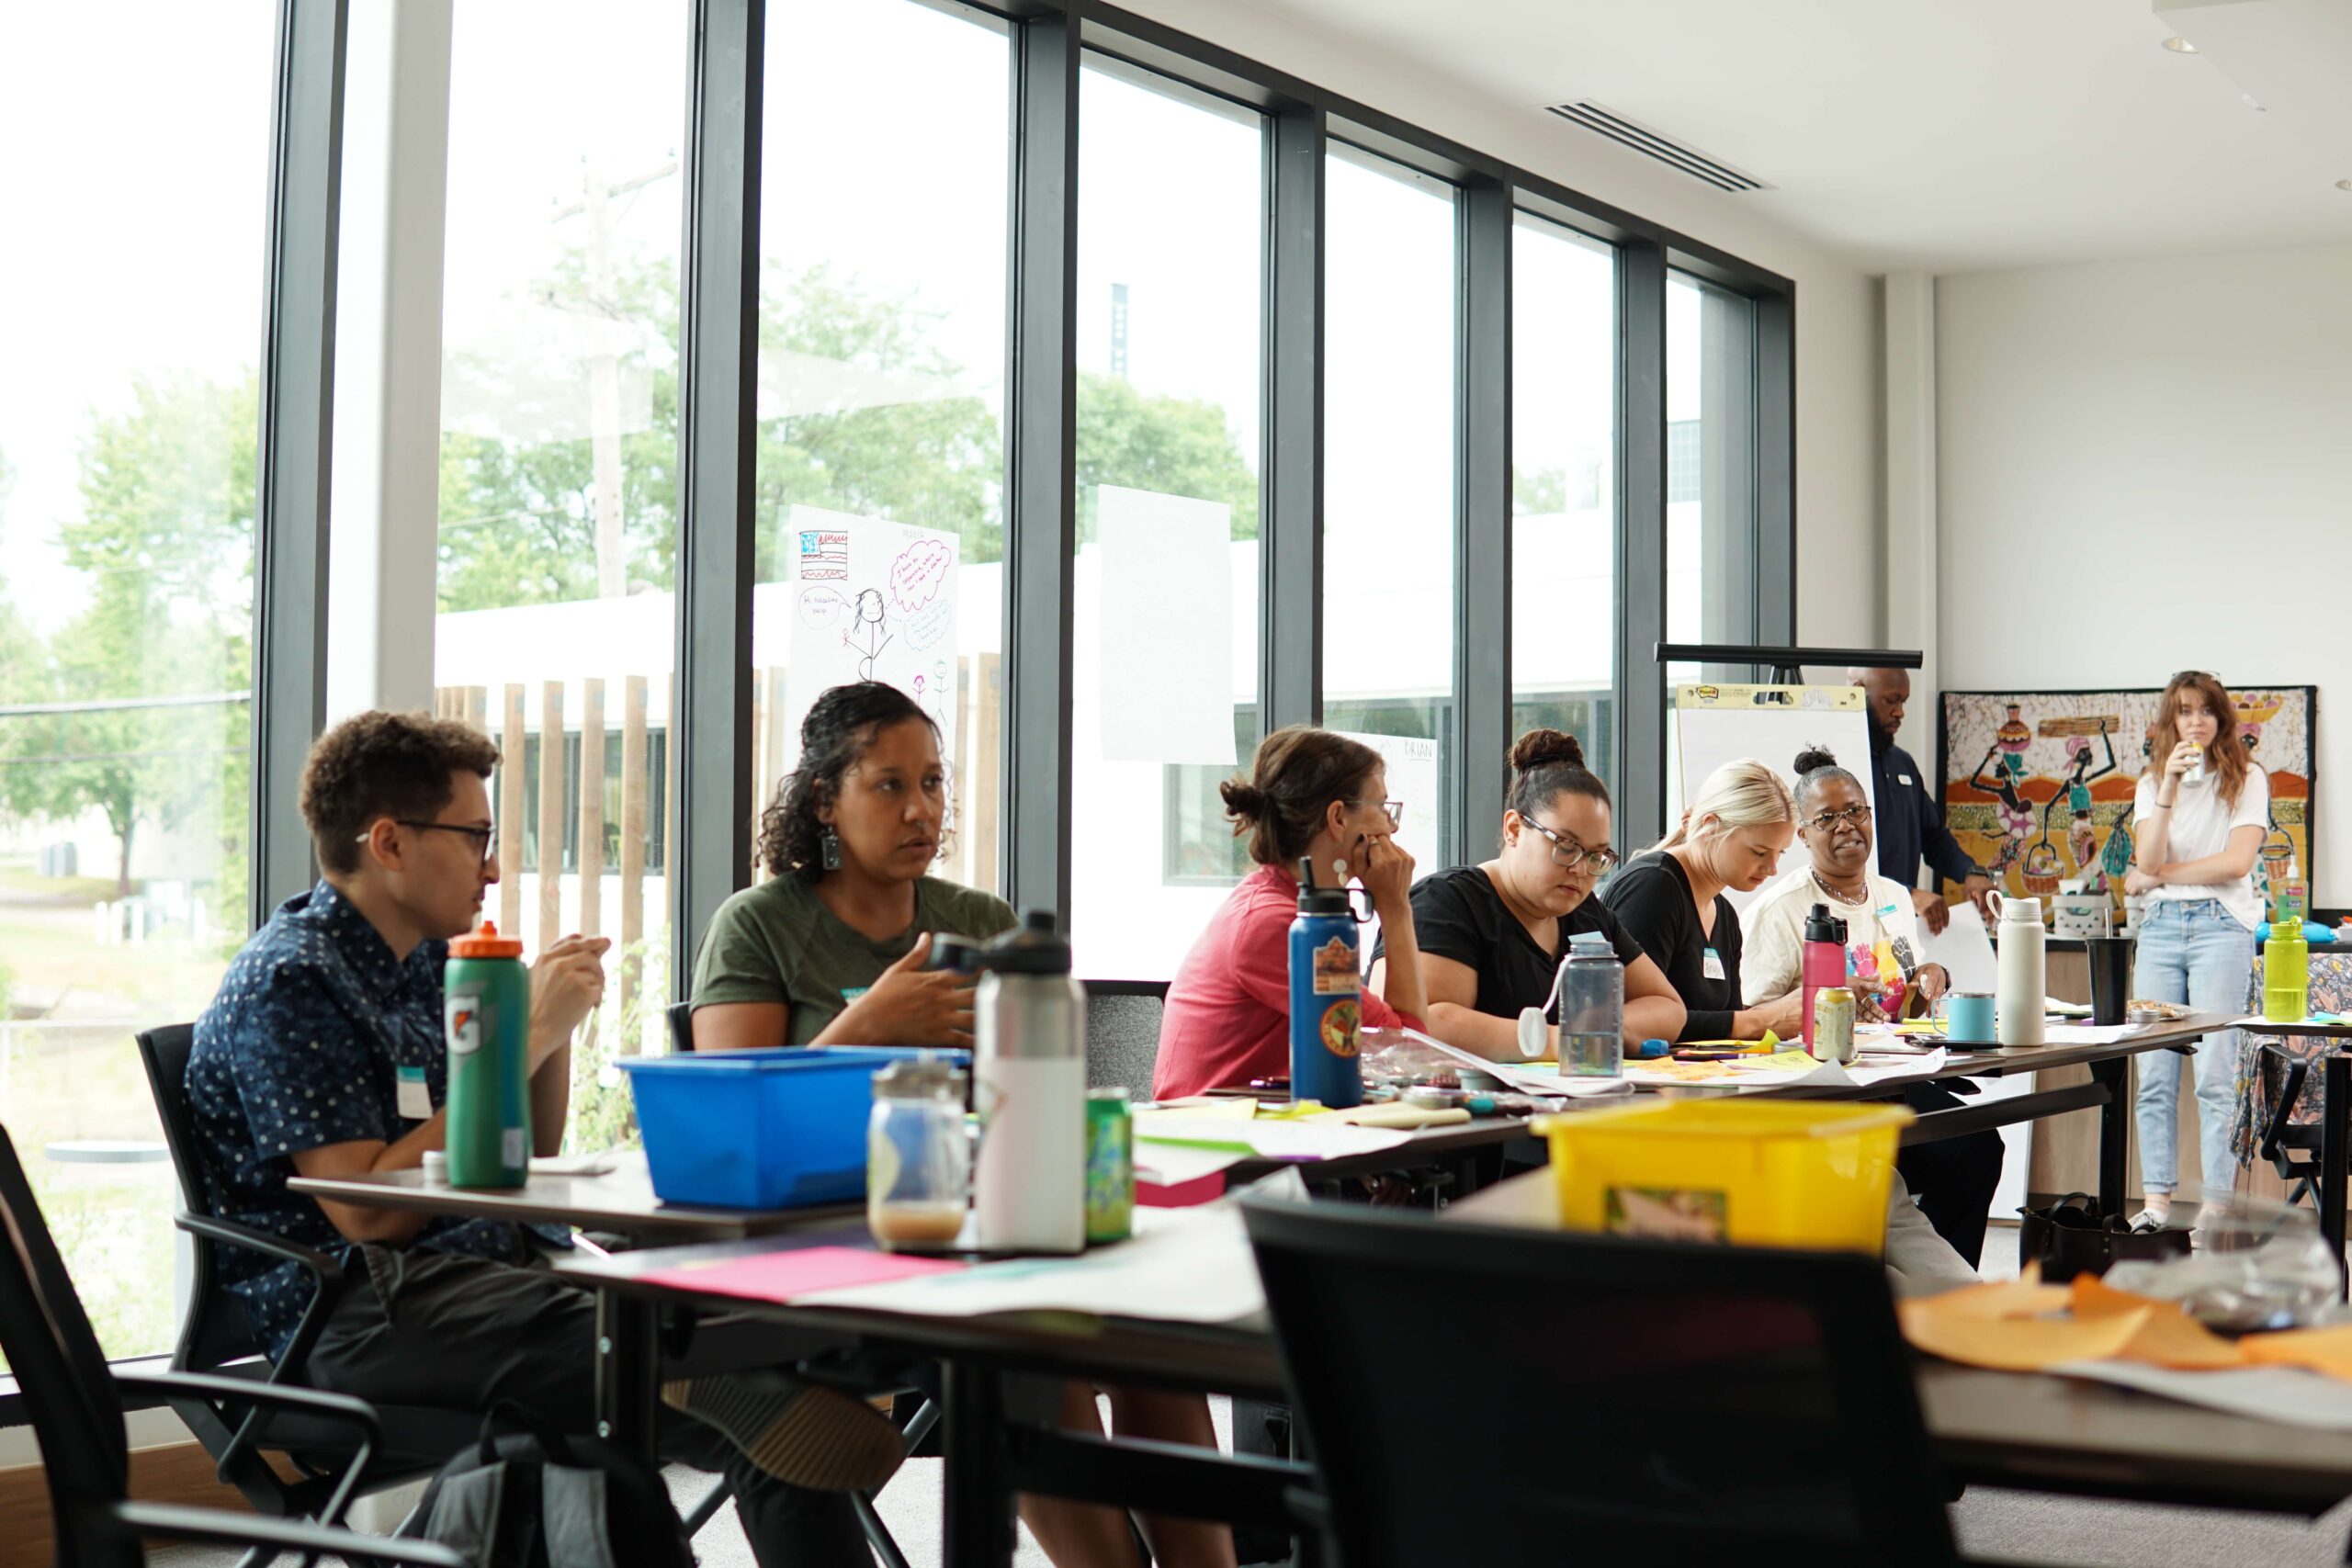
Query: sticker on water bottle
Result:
<box><xmin>446</xmin><ymin>995</ymin><xmax>483</xmax><ymax>1055</ymax></box>
<box><xmin>503</xmin><ymin>1128</ymin><xmax>526</xmax><ymax>1168</ymax></box>
<box><xmin>1314</xmin><ymin>999</ymin><xmax>1361</xmax><ymax>1058</ymax></box>
<box><xmin>1310</xmin><ymin>937</ymin><xmax>1359</xmax><ymax>996</ymax></box>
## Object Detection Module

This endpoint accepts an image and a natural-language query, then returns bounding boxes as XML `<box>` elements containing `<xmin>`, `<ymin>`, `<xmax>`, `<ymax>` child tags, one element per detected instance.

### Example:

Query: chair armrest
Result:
<box><xmin>116</xmin><ymin>1367</ymin><xmax>387</xmax><ymax>1520</ymax></box>
<box><xmin>113</xmin><ymin>1368</ymin><xmax>383</xmax><ymax>1445</ymax></box>
<box><xmin>175</xmin><ymin>1209</ymin><xmax>357</xmax><ymax>1477</ymax></box>
<box><xmin>2260</xmin><ymin>1046</ymin><xmax>2312</xmax><ymax>1163</ymax></box>
<box><xmin>176</xmin><ymin>1210</ymin><xmax>345</xmax><ymax>1286</ymax></box>
<box><xmin>109</xmin><ymin>1499</ymin><xmax>468</xmax><ymax>1567</ymax></box>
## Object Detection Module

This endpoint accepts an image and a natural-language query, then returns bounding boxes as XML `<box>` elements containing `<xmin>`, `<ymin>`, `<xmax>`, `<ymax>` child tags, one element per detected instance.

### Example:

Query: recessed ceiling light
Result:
<box><xmin>2338</xmin><ymin>179</ymin><xmax>2352</xmax><ymax>192</ymax></box>
<box><xmin>2162</xmin><ymin>35</ymin><xmax>2199</xmax><ymax>52</ymax></box>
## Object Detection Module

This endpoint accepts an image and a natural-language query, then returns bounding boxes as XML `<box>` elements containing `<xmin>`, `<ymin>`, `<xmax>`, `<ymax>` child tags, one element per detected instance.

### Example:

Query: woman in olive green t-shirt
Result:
<box><xmin>689</xmin><ymin>681</ymin><xmax>1238</xmax><ymax>1568</ymax></box>
<box><xmin>690</xmin><ymin>682</ymin><xmax>1013</xmax><ymax>1051</ymax></box>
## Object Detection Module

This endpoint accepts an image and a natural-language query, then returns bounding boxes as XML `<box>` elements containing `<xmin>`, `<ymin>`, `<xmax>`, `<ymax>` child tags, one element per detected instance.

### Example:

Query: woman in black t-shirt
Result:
<box><xmin>1602</xmin><ymin>759</ymin><xmax>1804</xmax><ymax>1042</ymax></box>
<box><xmin>1372</xmin><ymin>731</ymin><xmax>1684</xmax><ymax>1059</ymax></box>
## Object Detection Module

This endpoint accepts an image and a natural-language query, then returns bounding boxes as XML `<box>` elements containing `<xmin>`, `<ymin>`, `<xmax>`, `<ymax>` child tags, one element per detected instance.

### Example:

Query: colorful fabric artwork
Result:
<box><xmin>1938</xmin><ymin>687</ymin><xmax>2316</xmax><ymax>914</ymax></box>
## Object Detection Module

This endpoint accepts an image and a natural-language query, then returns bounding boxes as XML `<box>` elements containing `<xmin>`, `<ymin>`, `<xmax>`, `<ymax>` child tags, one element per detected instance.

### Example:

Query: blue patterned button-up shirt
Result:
<box><xmin>187</xmin><ymin>880</ymin><xmax>558</xmax><ymax>1363</ymax></box>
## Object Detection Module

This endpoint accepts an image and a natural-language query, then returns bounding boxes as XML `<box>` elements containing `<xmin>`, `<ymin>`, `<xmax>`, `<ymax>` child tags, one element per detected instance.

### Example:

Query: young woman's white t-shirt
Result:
<box><xmin>2132</xmin><ymin>766</ymin><xmax>2270</xmax><ymax>931</ymax></box>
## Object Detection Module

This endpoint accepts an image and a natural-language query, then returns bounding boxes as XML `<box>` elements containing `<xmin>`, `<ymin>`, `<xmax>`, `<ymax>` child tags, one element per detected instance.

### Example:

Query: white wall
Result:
<box><xmin>1119</xmin><ymin>0</ymin><xmax>1888</xmax><ymax>651</ymax></box>
<box><xmin>1935</xmin><ymin>242</ymin><xmax>2352</xmax><ymax>897</ymax></box>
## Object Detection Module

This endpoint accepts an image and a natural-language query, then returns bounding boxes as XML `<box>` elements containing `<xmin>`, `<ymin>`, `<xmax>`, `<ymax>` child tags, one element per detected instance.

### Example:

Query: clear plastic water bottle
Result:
<box><xmin>1557</xmin><ymin>931</ymin><xmax>1624</xmax><ymax>1078</ymax></box>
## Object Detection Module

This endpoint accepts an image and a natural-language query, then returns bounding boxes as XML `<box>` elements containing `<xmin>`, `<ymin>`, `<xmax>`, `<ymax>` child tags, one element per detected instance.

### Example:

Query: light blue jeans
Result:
<box><xmin>2132</xmin><ymin>898</ymin><xmax>2255</xmax><ymax>1200</ymax></box>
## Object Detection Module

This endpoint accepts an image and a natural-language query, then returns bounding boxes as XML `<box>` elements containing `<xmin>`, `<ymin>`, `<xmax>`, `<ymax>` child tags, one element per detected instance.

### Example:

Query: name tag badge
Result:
<box><xmin>1879</xmin><ymin>902</ymin><xmax>1903</xmax><ymax>923</ymax></box>
<box><xmin>1897</xmin><ymin>773</ymin><xmax>1914</xmax><ymax>786</ymax></box>
<box><xmin>1702</xmin><ymin>947</ymin><xmax>1726</xmax><ymax>983</ymax></box>
<box><xmin>841</xmin><ymin>986</ymin><xmax>871</xmax><ymax>1004</ymax></box>
<box><xmin>396</xmin><ymin>1065</ymin><xmax>432</xmax><ymax>1122</ymax></box>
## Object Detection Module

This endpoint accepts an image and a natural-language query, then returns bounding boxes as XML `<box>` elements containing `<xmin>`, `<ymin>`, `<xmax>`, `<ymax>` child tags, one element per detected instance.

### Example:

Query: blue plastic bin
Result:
<box><xmin>621</xmin><ymin>1046</ymin><xmax>961</xmax><ymax>1209</ymax></box>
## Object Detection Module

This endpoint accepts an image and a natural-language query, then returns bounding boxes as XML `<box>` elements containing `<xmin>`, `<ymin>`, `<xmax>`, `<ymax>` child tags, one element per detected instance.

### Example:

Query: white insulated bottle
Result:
<box><xmin>971</xmin><ymin>910</ymin><xmax>1087</xmax><ymax>1254</ymax></box>
<box><xmin>1989</xmin><ymin>891</ymin><xmax>2047</xmax><ymax>1048</ymax></box>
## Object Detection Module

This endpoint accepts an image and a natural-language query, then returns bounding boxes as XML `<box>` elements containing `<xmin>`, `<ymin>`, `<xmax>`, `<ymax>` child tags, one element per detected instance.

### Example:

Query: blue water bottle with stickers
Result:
<box><xmin>444</xmin><ymin>920</ymin><xmax>531</xmax><ymax>1189</ymax></box>
<box><xmin>1288</xmin><ymin>858</ymin><xmax>1364</xmax><ymax>1109</ymax></box>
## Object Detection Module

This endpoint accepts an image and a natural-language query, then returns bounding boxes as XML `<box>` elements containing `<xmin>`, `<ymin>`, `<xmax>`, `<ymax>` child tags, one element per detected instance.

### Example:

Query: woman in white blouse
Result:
<box><xmin>2125</xmin><ymin>671</ymin><xmax>2269</xmax><ymax>1229</ymax></box>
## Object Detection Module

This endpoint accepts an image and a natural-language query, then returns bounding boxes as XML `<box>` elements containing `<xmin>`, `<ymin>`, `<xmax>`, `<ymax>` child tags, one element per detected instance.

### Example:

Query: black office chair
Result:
<box><xmin>0</xmin><ymin>1121</ymin><xmax>466</xmax><ymax>1568</ymax></box>
<box><xmin>2258</xmin><ymin>1043</ymin><xmax>2324</xmax><ymax>1208</ymax></box>
<box><xmin>1243</xmin><ymin>1198</ymin><xmax>1974</xmax><ymax>1568</ymax></box>
<box><xmin>1083</xmin><ymin>979</ymin><xmax>1168</xmax><ymax>1099</ymax></box>
<box><xmin>667</xmin><ymin>999</ymin><xmax>696</xmax><ymax>1055</ymax></box>
<box><xmin>135</xmin><ymin>1025</ymin><xmax>481</xmax><ymax>1524</ymax></box>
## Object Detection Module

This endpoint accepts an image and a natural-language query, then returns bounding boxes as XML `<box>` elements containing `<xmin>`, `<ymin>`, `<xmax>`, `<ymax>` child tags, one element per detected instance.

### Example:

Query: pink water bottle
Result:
<box><xmin>1800</xmin><ymin>903</ymin><xmax>1846</xmax><ymax>1049</ymax></box>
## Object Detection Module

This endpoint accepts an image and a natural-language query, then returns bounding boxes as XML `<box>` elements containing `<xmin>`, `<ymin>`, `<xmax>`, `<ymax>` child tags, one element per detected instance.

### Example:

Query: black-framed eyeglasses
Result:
<box><xmin>379</xmin><ymin>819</ymin><xmax>497</xmax><ymax>866</ymax></box>
<box><xmin>1804</xmin><ymin>804</ymin><xmax>1873</xmax><ymax>834</ymax></box>
<box><xmin>1346</xmin><ymin>798</ymin><xmax>1404</xmax><ymax>828</ymax></box>
<box><xmin>1522</xmin><ymin>818</ymin><xmax>1620</xmax><ymax>874</ymax></box>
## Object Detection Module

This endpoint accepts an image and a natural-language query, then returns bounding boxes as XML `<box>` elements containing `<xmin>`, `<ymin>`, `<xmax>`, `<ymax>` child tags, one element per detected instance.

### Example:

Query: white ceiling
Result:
<box><xmin>1256</xmin><ymin>0</ymin><xmax>2352</xmax><ymax>273</ymax></box>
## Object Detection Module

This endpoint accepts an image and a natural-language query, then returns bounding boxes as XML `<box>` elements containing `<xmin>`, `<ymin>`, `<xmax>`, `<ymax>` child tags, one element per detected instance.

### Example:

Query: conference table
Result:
<box><xmin>290</xmin><ymin>1009</ymin><xmax>2348</xmax><ymax>1566</ymax></box>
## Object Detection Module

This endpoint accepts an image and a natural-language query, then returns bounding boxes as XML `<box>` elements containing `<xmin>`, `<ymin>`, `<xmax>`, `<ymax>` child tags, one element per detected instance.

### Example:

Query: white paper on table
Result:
<box><xmin>1096</xmin><ymin>486</ymin><xmax>1236</xmax><ymax>764</ymax></box>
<box><xmin>2038</xmin><ymin>1024</ymin><xmax>2143</xmax><ymax>1046</ymax></box>
<box><xmin>530</xmin><ymin>1151</ymin><xmax>622</xmax><ymax>1176</ymax></box>
<box><xmin>1132</xmin><ymin>1112</ymin><xmax>1413</xmax><ymax>1161</ymax></box>
<box><xmin>1135</xmin><ymin>1142</ymin><xmax>1247</xmax><ymax>1188</ymax></box>
<box><xmin>1918</xmin><ymin>901</ymin><xmax>1998</xmax><ymax>995</ymax></box>
<box><xmin>2052</xmin><ymin>1360</ymin><xmax>2352</xmax><ymax>1431</ymax></box>
<box><xmin>796</xmin><ymin>1203</ymin><xmax>1266</xmax><ymax>1325</ymax></box>
<box><xmin>1619</xmin><ymin>1047</ymin><xmax>1948</xmax><ymax>1092</ymax></box>
<box><xmin>1413</xmin><ymin>1034</ymin><xmax>1636</xmax><ymax>1099</ymax></box>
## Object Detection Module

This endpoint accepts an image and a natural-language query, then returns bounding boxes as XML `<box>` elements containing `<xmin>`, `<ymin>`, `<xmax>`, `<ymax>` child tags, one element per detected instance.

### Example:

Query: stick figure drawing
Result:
<box><xmin>844</xmin><ymin>589</ymin><xmax>893</xmax><ymax>681</ymax></box>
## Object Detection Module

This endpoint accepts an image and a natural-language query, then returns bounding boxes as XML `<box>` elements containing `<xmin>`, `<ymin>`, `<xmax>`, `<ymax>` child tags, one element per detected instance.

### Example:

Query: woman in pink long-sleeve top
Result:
<box><xmin>1154</xmin><ymin>726</ymin><xmax>1429</xmax><ymax>1099</ymax></box>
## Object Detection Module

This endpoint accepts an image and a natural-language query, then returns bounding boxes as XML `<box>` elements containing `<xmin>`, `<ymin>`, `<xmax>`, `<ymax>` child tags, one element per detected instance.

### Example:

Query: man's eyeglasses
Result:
<box><xmin>1804</xmin><ymin>804</ymin><xmax>1873</xmax><ymax>834</ymax></box>
<box><xmin>1523</xmin><ymin>818</ymin><xmax>1620</xmax><ymax>875</ymax></box>
<box><xmin>1347</xmin><ymin>798</ymin><xmax>1404</xmax><ymax>828</ymax></box>
<box><xmin>360</xmin><ymin>819</ymin><xmax>498</xmax><ymax>867</ymax></box>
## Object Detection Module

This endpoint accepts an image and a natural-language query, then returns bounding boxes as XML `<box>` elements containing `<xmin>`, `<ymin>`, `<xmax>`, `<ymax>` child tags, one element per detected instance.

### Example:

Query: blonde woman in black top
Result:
<box><xmin>1601</xmin><ymin>759</ymin><xmax>1803</xmax><ymax>1042</ymax></box>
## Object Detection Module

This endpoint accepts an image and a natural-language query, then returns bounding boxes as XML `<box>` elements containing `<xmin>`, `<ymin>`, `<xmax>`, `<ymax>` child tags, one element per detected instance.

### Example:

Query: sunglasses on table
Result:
<box><xmin>1803</xmin><ymin>804</ymin><xmax>1874</xmax><ymax>833</ymax></box>
<box><xmin>1521</xmin><ymin>818</ymin><xmax>1621</xmax><ymax>874</ymax></box>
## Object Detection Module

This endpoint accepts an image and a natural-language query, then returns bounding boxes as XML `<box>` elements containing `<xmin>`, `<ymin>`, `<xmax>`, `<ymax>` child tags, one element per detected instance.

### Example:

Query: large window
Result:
<box><xmin>1666</xmin><ymin>269</ymin><xmax>1758</xmax><ymax>656</ymax></box>
<box><xmin>752</xmin><ymin>0</ymin><xmax>1011</xmax><ymax>902</ymax></box>
<box><xmin>1322</xmin><ymin>149</ymin><xmax>1460</xmax><ymax>874</ymax></box>
<box><xmin>1069</xmin><ymin>63</ymin><xmax>1263</xmax><ymax>979</ymax></box>
<box><xmin>433</xmin><ymin>0</ymin><xmax>689</xmax><ymax>1145</ymax></box>
<box><xmin>1511</xmin><ymin>215</ymin><xmax>1617</xmax><ymax>807</ymax></box>
<box><xmin>0</xmin><ymin>2</ymin><xmax>275</xmax><ymax>1360</ymax></box>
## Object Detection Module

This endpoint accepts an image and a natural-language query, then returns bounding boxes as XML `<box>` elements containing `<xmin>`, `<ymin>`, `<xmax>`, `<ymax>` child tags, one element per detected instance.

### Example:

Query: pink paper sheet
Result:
<box><xmin>639</xmin><ymin>1245</ymin><xmax>966</xmax><ymax>1303</ymax></box>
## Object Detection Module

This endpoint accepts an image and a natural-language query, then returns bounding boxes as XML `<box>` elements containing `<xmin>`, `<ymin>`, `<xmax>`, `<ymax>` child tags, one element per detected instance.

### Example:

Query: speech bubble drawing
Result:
<box><xmin>889</xmin><ymin>538</ymin><xmax>954</xmax><ymax>613</ymax></box>
<box><xmin>797</xmin><ymin>586</ymin><xmax>849</xmax><ymax>630</ymax></box>
<box><xmin>904</xmin><ymin>599</ymin><xmax>952</xmax><ymax>652</ymax></box>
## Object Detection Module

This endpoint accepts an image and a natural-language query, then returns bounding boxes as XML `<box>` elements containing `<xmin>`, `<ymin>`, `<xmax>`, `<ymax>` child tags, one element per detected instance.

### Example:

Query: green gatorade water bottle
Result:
<box><xmin>445</xmin><ymin>920</ymin><xmax>531</xmax><ymax>1189</ymax></box>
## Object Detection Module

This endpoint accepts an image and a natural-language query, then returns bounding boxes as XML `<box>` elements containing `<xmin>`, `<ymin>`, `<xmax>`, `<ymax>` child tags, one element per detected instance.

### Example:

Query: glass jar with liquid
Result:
<box><xmin>867</xmin><ymin>1053</ymin><xmax>970</xmax><ymax>1250</ymax></box>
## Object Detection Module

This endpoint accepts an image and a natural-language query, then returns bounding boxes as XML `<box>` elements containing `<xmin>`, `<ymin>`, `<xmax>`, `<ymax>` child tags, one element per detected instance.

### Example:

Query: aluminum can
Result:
<box><xmin>1084</xmin><ymin>1089</ymin><xmax>1134</xmax><ymax>1245</ymax></box>
<box><xmin>1812</xmin><ymin>987</ymin><xmax>1858</xmax><ymax>1065</ymax></box>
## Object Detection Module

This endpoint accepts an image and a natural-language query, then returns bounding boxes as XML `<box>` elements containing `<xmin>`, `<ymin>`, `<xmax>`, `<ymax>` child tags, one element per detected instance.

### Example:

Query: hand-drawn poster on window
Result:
<box><xmin>1938</xmin><ymin>686</ymin><xmax>2315</xmax><ymax>910</ymax></box>
<box><xmin>786</xmin><ymin>506</ymin><xmax>959</xmax><ymax>769</ymax></box>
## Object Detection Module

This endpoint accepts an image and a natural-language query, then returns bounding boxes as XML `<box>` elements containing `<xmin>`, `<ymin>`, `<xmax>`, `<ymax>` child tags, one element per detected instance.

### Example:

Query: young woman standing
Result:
<box><xmin>2126</xmin><ymin>671</ymin><xmax>2269</xmax><ymax>1229</ymax></box>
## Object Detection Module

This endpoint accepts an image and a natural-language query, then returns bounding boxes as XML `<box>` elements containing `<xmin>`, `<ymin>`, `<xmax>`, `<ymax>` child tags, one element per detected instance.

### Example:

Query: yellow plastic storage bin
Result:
<box><xmin>1534</xmin><ymin>1099</ymin><xmax>1915</xmax><ymax>1254</ymax></box>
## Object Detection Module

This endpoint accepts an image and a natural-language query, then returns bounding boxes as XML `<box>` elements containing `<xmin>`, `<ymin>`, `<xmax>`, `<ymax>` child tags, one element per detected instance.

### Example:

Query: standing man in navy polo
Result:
<box><xmin>1853</xmin><ymin>667</ymin><xmax>1994</xmax><ymax>935</ymax></box>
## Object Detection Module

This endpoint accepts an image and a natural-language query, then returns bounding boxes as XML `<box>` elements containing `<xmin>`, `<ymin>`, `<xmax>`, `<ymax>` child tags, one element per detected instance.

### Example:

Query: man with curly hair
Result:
<box><xmin>188</xmin><ymin>710</ymin><xmax>898</xmax><ymax>1562</ymax></box>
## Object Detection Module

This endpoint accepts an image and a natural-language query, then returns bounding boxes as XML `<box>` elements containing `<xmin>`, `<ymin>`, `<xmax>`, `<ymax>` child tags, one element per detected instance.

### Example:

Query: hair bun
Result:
<box><xmin>1219</xmin><ymin>779</ymin><xmax>1267</xmax><ymax>818</ymax></box>
<box><xmin>1793</xmin><ymin>746</ymin><xmax>1839</xmax><ymax>775</ymax></box>
<box><xmin>1510</xmin><ymin>728</ymin><xmax>1585</xmax><ymax>773</ymax></box>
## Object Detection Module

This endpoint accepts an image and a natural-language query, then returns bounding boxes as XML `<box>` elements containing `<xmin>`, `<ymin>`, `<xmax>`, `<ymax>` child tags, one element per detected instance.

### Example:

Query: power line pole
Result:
<box><xmin>552</xmin><ymin>155</ymin><xmax>678</xmax><ymax>600</ymax></box>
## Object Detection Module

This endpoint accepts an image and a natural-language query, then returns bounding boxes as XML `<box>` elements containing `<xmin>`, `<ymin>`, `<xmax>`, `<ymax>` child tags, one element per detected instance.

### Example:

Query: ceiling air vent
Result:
<box><xmin>1544</xmin><ymin>102</ymin><xmax>1769</xmax><ymax>193</ymax></box>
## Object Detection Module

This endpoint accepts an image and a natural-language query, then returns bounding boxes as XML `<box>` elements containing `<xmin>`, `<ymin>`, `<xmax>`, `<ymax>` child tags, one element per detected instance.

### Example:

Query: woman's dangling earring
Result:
<box><xmin>820</xmin><ymin>829</ymin><xmax>842</xmax><ymax>871</ymax></box>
